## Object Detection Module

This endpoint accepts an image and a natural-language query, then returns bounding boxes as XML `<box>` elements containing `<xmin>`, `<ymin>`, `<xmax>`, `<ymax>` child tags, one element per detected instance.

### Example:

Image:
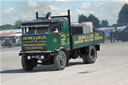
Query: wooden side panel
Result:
<box><xmin>72</xmin><ymin>32</ymin><xmax>104</xmax><ymax>49</ymax></box>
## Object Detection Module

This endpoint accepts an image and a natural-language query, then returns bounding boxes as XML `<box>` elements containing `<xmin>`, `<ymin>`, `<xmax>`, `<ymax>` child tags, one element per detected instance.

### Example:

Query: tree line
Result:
<box><xmin>0</xmin><ymin>20</ymin><xmax>22</xmax><ymax>30</ymax></box>
<box><xmin>78</xmin><ymin>3</ymin><xmax>128</xmax><ymax>28</ymax></box>
<box><xmin>78</xmin><ymin>14</ymin><xmax>109</xmax><ymax>28</ymax></box>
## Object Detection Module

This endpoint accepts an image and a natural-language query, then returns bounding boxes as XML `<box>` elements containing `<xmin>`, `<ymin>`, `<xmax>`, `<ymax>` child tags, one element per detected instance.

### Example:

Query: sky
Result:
<box><xmin>0</xmin><ymin>0</ymin><xmax>128</xmax><ymax>26</ymax></box>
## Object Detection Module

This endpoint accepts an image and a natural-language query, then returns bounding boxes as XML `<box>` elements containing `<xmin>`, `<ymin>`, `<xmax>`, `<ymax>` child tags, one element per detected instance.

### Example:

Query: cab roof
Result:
<box><xmin>22</xmin><ymin>17</ymin><xmax>68</xmax><ymax>26</ymax></box>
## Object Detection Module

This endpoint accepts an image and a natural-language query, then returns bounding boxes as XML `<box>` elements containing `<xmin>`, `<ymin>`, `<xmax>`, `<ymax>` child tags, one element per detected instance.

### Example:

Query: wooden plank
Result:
<box><xmin>72</xmin><ymin>32</ymin><xmax>104</xmax><ymax>49</ymax></box>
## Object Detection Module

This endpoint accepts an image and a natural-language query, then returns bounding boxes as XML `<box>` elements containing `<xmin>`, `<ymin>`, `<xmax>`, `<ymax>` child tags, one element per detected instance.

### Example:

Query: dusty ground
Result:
<box><xmin>0</xmin><ymin>42</ymin><xmax>128</xmax><ymax>85</ymax></box>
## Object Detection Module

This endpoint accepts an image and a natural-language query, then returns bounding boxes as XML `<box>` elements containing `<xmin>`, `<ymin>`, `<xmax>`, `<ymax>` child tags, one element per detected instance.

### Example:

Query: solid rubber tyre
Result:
<box><xmin>54</xmin><ymin>50</ymin><xmax>67</xmax><ymax>70</ymax></box>
<box><xmin>22</xmin><ymin>55</ymin><xmax>34</xmax><ymax>72</ymax></box>
<box><xmin>82</xmin><ymin>46</ymin><xmax>97</xmax><ymax>64</ymax></box>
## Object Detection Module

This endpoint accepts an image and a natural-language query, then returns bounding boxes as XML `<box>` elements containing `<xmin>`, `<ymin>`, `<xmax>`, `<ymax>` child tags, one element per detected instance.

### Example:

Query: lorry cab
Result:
<box><xmin>21</xmin><ymin>18</ymin><xmax>70</xmax><ymax>53</ymax></box>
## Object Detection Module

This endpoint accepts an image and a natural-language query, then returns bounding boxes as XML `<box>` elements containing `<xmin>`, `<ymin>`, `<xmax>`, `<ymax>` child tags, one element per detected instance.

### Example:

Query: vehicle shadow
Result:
<box><xmin>0</xmin><ymin>69</ymin><xmax>24</xmax><ymax>74</ymax></box>
<box><xmin>0</xmin><ymin>61</ymin><xmax>85</xmax><ymax>74</ymax></box>
<box><xmin>68</xmin><ymin>61</ymin><xmax>84</xmax><ymax>66</ymax></box>
<box><xmin>0</xmin><ymin>65</ymin><xmax>56</xmax><ymax>74</ymax></box>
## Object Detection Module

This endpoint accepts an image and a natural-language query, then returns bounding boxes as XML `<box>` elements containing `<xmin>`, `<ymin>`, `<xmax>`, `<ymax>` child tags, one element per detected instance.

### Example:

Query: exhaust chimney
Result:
<box><xmin>36</xmin><ymin>12</ymin><xmax>38</xmax><ymax>19</ymax></box>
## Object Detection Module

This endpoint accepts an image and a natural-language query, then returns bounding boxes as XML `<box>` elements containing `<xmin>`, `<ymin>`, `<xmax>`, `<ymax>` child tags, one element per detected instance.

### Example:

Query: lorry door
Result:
<box><xmin>49</xmin><ymin>22</ymin><xmax>70</xmax><ymax>51</ymax></box>
<box><xmin>50</xmin><ymin>23</ymin><xmax>61</xmax><ymax>50</ymax></box>
<box><xmin>60</xmin><ymin>22</ymin><xmax>70</xmax><ymax>51</ymax></box>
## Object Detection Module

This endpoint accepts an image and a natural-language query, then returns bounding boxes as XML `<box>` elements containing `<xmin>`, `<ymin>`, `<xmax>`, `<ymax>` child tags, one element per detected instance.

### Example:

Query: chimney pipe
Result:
<box><xmin>36</xmin><ymin>12</ymin><xmax>38</xmax><ymax>19</ymax></box>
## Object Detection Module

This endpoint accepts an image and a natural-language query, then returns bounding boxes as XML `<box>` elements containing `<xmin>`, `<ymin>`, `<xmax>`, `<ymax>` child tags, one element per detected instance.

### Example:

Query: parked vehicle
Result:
<box><xmin>19</xmin><ymin>10</ymin><xmax>104</xmax><ymax>71</ymax></box>
<box><xmin>118</xmin><ymin>26</ymin><xmax>128</xmax><ymax>41</ymax></box>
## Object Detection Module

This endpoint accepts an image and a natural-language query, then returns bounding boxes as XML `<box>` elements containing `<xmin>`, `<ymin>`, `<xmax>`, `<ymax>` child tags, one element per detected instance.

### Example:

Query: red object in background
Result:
<box><xmin>9</xmin><ymin>39</ymin><xmax>12</xmax><ymax>44</ymax></box>
<box><xmin>0</xmin><ymin>32</ymin><xmax>16</xmax><ymax>37</ymax></box>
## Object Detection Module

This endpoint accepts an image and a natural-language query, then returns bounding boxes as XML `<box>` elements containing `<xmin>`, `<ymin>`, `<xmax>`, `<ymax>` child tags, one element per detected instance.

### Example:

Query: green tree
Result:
<box><xmin>0</xmin><ymin>20</ymin><xmax>23</xmax><ymax>30</ymax></box>
<box><xmin>14</xmin><ymin>20</ymin><xmax>22</xmax><ymax>29</ymax></box>
<box><xmin>78</xmin><ymin>14</ymin><xmax>88</xmax><ymax>23</ymax></box>
<box><xmin>118</xmin><ymin>3</ymin><xmax>128</xmax><ymax>24</ymax></box>
<box><xmin>78</xmin><ymin>14</ymin><xmax>101</xmax><ymax>28</ymax></box>
<box><xmin>101</xmin><ymin>19</ymin><xmax>109</xmax><ymax>27</ymax></box>
<box><xmin>88</xmin><ymin>14</ymin><xmax>100</xmax><ymax>28</ymax></box>
<box><xmin>0</xmin><ymin>24</ymin><xmax>14</xmax><ymax>30</ymax></box>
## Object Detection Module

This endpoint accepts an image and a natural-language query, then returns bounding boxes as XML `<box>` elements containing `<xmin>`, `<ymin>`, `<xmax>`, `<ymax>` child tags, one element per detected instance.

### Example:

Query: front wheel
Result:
<box><xmin>82</xmin><ymin>46</ymin><xmax>97</xmax><ymax>64</ymax></box>
<box><xmin>21</xmin><ymin>55</ymin><xmax>35</xmax><ymax>72</ymax></box>
<box><xmin>54</xmin><ymin>50</ymin><xmax>67</xmax><ymax>70</ymax></box>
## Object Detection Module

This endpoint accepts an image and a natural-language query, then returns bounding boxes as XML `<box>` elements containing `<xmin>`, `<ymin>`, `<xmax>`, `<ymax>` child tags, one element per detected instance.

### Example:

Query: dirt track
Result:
<box><xmin>0</xmin><ymin>42</ymin><xmax>128</xmax><ymax>85</ymax></box>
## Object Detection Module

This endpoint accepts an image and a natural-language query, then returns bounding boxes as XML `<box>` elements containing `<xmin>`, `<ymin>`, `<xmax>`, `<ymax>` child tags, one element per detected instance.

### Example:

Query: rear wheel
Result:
<box><xmin>54</xmin><ymin>50</ymin><xmax>67</xmax><ymax>70</ymax></box>
<box><xmin>82</xmin><ymin>46</ymin><xmax>97</xmax><ymax>64</ymax></box>
<box><xmin>22</xmin><ymin>55</ymin><xmax>37</xmax><ymax>72</ymax></box>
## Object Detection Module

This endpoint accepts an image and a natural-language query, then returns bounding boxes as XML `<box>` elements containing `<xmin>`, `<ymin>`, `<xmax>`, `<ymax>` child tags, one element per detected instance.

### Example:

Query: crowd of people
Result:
<box><xmin>2</xmin><ymin>39</ymin><xmax>13</xmax><ymax>47</ymax></box>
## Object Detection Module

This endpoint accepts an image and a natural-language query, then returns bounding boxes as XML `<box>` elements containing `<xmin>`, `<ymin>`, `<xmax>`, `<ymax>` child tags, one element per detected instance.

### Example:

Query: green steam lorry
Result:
<box><xmin>19</xmin><ymin>10</ymin><xmax>104</xmax><ymax>71</ymax></box>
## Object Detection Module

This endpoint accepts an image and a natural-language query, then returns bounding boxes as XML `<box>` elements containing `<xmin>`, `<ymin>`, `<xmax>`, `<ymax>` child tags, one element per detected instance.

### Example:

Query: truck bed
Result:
<box><xmin>72</xmin><ymin>31</ymin><xmax>104</xmax><ymax>49</ymax></box>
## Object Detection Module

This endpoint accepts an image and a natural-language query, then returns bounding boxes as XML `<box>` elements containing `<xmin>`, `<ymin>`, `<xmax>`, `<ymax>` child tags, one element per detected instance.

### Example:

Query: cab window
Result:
<box><xmin>52</xmin><ymin>23</ymin><xmax>62</xmax><ymax>33</ymax></box>
<box><xmin>22</xmin><ymin>25</ymin><xmax>49</xmax><ymax>34</ymax></box>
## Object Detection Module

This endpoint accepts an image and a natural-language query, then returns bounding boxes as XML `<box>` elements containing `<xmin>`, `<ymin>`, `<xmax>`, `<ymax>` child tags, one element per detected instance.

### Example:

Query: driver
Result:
<box><xmin>53</xmin><ymin>26</ymin><xmax>59</xmax><ymax>33</ymax></box>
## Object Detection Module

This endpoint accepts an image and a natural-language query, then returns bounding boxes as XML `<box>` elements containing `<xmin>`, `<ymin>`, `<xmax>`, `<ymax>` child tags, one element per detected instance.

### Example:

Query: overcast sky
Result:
<box><xmin>0</xmin><ymin>0</ymin><xmax>128</xmax><ymax>26</ymax></box>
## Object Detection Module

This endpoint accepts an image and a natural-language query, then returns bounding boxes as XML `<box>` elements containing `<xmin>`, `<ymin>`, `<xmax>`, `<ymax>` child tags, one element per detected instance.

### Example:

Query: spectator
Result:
<box><xmin>9</xmin><ymin>39</ymin><xmax>12</xmax><ymax>47</ymax></box>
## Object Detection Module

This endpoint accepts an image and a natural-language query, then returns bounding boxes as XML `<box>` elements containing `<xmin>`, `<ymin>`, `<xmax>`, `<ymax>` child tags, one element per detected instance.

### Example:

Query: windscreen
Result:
<box><xmin>22</xmin><ymin>24</ymin><xmax>49</xmax><ymax>34</ymax></box>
